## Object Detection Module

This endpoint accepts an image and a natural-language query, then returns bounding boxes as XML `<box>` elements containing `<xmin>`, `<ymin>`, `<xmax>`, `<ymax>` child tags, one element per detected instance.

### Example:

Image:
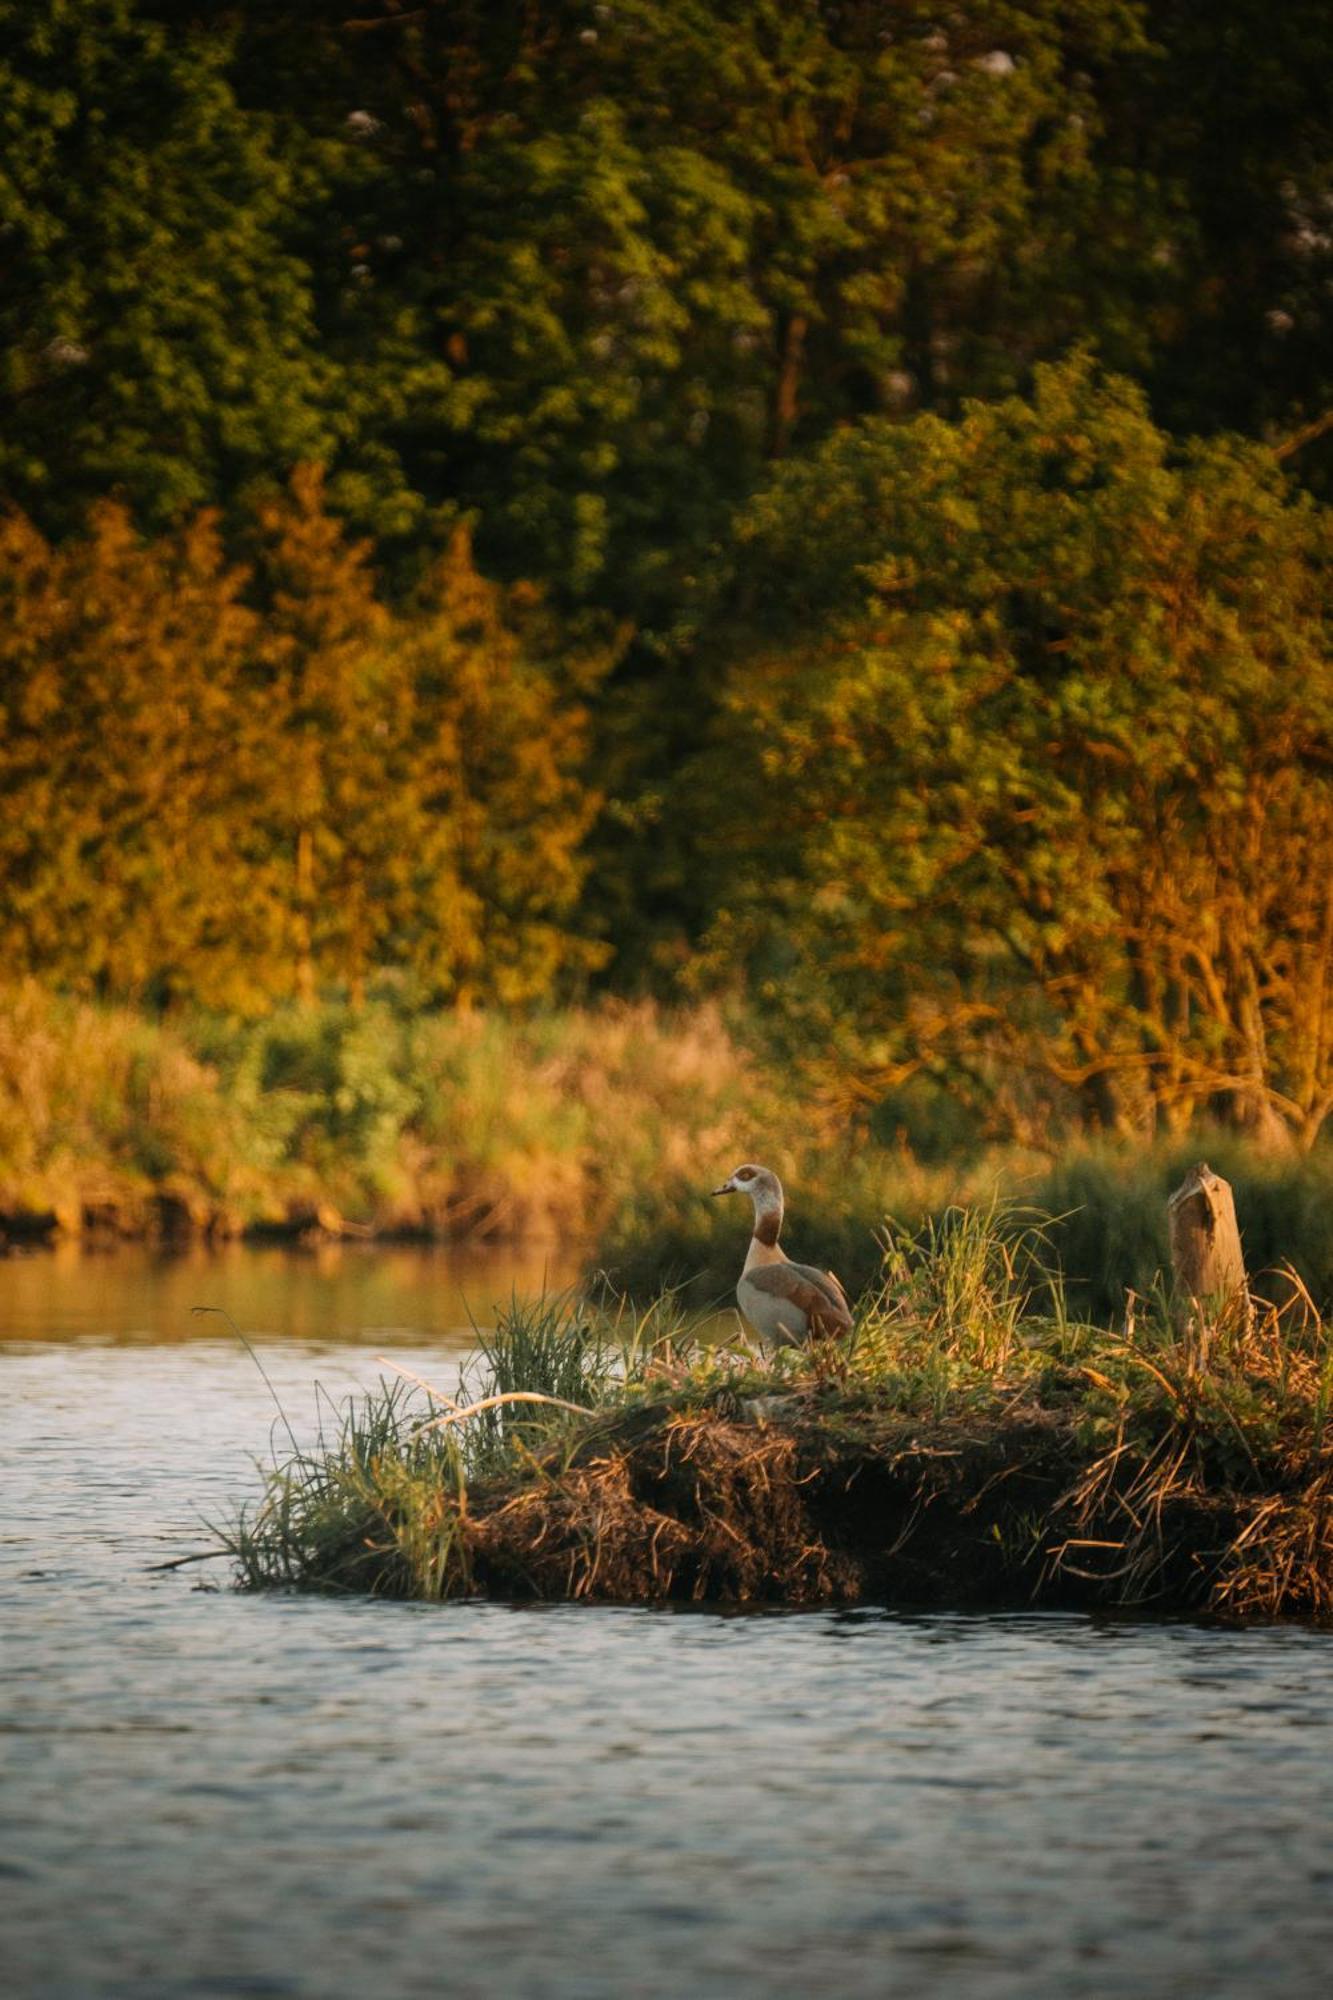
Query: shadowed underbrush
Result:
<box><xmin>224</xmin><ymin>1206</ymin><xmax>1333</xmax><ymax>1623</ymax></box>
<box><xmin>598</xmin><ymin>1142</ymin><xmax>1333</xmax><ymax>1322</ymax></box>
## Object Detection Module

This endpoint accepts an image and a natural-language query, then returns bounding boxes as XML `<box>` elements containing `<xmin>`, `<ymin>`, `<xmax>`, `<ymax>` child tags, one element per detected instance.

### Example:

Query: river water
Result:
<box><xmin>4</xmin><ymin>1243</ymin><xmax>1333</xmax><ymax>1999</ymax></box>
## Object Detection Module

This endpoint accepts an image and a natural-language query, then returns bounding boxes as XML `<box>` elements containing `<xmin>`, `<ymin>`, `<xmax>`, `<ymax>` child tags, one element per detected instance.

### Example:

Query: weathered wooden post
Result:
<box><xmin>1167</xmin><ymin>1161</ymin><xmax>1252</xmax><ymax>1361</ymax></box>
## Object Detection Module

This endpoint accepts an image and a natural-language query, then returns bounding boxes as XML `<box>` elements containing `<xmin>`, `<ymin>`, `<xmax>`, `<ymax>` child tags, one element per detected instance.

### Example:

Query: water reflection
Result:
<box><xmin>0</xmin><ymin>1238</ymin><xmax>578</xmax><ymax>1345</ymax></box>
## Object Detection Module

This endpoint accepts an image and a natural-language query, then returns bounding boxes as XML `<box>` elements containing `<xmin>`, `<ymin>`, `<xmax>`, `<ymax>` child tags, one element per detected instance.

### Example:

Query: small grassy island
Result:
<box><xmin>225</xmin><ymin>1203</ymin><xmax>1333</xmax><ymax>1626</ymax></box>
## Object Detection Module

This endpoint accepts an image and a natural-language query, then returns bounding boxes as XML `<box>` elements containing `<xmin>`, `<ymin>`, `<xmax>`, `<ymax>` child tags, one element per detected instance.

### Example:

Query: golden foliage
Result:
<box><xmin>0</xmin><ymin>473</ymin><xmax>606</xmax><ymax>1008</ymax></box>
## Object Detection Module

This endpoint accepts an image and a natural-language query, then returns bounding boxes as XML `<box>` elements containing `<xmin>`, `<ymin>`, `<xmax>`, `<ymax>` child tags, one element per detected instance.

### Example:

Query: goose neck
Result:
<box><xmin>751</xmin><ymin>1198</ymin><xmax>783</xmax><ymax>1250</ymax></box>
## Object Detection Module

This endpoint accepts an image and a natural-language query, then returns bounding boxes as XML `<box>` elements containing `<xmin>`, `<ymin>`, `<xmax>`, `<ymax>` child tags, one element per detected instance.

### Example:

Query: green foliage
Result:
<box><xmin>0</xmin><ymin>502</ymin><xmax>258</xmax><ymax>1000</ymax></box>
<box><xmin>698</xmin><ymin>355</ymin><xmax>1333</xmax><ymax>1143</ymax></box>
<box><xmin>202</xmin><ymin>0</ymin><xmax>1157</xmax><ymax>613</ymax></box>
<box><xmin>1134</xmin><ymin>0</ymin><xmax>1333</xmax><ymax>454</ymax></box>
<box><xmin>2</xmin><ymin>4</ymin><xmax>1332</xmax><ymax>1157</ymax></box>
<box><xmin>8</xmin><ymin>0</ymin><xmax>1326</xmax><ymax>578</ymax></box>
<box><xmin>0</xmin><ymin>988</ymin><xmax>853</xmax><ymax>1242</ymax></box>
<box><xmin>0</xmin><ymin>0</ymin><xmax>338</xmax><ymax>533</ymax></box>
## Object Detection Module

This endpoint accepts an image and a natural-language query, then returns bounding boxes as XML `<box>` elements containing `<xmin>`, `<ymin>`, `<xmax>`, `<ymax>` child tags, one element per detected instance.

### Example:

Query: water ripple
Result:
<box><xmin>3</xmin><ymin>1311</ymin><xmax>1333</xmax><ymax>1997</ymax></box>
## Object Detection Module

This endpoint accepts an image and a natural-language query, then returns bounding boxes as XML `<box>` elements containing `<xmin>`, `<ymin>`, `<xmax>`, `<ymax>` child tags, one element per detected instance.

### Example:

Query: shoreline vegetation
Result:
<box><xmin>4</xmin><ymin>988</ymin><xmax>1333</xmax><ymax>1322</ymax></box>
<box><xmin>223</xmin><ymin>1209</ymin><xmax>1333</xmax><ymax>1626</ymax></box>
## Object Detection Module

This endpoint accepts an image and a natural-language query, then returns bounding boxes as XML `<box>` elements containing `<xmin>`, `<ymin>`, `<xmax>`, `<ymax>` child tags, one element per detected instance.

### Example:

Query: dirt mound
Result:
<box><xmin>458</xmin><ymin>1403</ymin><xmax>1197</xmax><ymax>1612</ymax></box>
<box><xmin>469</xmin><ymin>1412</ymin><xmax>860</xmax><ymax>1603</ymax></box>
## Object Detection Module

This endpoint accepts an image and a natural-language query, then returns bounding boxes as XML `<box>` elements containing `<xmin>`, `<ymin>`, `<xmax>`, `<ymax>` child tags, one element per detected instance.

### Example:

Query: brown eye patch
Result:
<box><xmin>736</xmin><ymin>1167</ymin><xmax>754</xmax><ymax>1181</ymax></box>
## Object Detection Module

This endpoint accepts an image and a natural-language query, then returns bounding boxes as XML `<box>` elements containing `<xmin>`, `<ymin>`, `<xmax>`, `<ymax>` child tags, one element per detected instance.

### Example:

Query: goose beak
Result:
<box><xmin>712</xmin><ymin>1180</ymin><xmax>736</xmax><ymax>1197</ymax></box>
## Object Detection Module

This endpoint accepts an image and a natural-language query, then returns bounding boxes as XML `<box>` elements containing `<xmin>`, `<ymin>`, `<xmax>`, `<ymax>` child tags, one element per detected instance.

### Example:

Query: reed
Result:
<box><xmin>0</xmin><ymin>982</ymin><xmax>842</xmax><ymax>1243</ymax></box>
<box><xmin>593</xmin><ymin>1138</ymin><xmax>1333</xmax><ymax>1319</ymax></box>
<box><xmin>223</xmin><ymin>1284</ymin><xmax>715</xmax><ymax>1594</ymax></box>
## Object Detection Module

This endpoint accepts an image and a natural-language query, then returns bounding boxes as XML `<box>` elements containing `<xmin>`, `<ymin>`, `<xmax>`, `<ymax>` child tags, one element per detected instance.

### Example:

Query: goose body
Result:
<box><xmin>713</xmin><ymin>1164</ymin><xmax>852</xmax><ymax>1348</ymax></box>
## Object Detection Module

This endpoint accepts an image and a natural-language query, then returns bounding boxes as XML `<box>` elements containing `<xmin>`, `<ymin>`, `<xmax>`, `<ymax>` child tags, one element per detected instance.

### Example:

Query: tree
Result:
<box><xmin>0</xmin><ymin>503</ymin><xmax>261</xmax><ymax>1001</ymax></box>
<box><xmin>0</xmin><ymin>474</ymin><xmax>608</xmax><ymax>1009</ymax></box>
<box><xmin>0</xmin><ymin>0</ymin><xmax>336</xmax><ymax>534</ymax></box>
<box><xmin>238</xmin><ymin>467</ymin><xmax>402</xmax><ymax>1004</ymax></box>
<box><xmin>213</xmin><ymin>0</ymin><xmax>1156</xmax><ymax>615</ymax></box>
<box><xmin>1129</xmin><ymin>0</ymin><xmax>1333</xmax><ymax>464</ymax></box>
<box><xmin>241</xmin><ymin>471</ymin><xmax>609</xmax><ymax>1006</ymax></box>
<box><xmin>393</xmin><ymin>534</ymin><xmax>611</xmax><ymax>1006</ymax></box>
<box><xmin>695</xmin><ymin>356</ymin><xmax>1333</xmax><ymax>1145</ymax></box>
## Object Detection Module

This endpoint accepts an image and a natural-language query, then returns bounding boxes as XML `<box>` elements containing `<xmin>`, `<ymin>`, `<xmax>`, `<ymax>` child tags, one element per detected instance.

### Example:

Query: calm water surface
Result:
<box><xmin>3</xmin><ymin>1245</ymin><xmax>1333</xmax><ymax>1998</ymax></box>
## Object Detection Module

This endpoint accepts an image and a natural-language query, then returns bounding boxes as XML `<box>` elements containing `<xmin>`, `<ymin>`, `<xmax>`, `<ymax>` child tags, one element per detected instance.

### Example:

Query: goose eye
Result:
<box><xmin>736</xmin><ymin>1168</ymin><xmax>754</xmax><ymax>1181</ymax></box>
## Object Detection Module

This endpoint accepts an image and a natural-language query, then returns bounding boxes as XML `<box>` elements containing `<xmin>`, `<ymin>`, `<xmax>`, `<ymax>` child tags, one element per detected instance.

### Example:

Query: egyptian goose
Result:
<box><xmin>712</xmin><ymin>1163</ymin><xmax>853</xmax><ymax>1348</ymax></box>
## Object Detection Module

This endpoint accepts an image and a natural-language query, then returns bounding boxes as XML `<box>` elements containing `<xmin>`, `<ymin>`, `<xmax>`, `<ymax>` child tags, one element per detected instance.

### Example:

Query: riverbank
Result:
<box><xmin>225</xmin><ymin>1214</ymin><xmax>1333</xmax><ymax>1624</ymax></box>
<box><xmin>6</xmin><ymin>984</ymin><xmax>1333</xmax><ymax>1321</ymax></box>
<box><xmin>0</xmin><ymin>982</ymin><xmax>850</xmax><ymax>1246</ymax></box>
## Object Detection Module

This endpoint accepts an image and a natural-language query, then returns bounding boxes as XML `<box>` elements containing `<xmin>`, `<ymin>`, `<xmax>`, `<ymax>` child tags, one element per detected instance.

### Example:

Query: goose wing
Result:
<box><xmin>745</xmin><ymin>1260</ymin><xmax>853</xmax><ymax>1339</ymax></box>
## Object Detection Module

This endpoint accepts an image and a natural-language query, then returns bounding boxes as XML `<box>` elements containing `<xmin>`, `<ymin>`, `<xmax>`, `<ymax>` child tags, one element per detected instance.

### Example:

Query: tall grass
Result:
<box><xmin>1032</xmin><ymin>1142</ymin><xmax>1333</xmax><ymax>1318</ymax></box>
<box><xmin>225</xmin><ymin>1284</ymin><xmax>714</xmax><ymax>1592</ymax></box>
<box><xmin>223</xmin><ymin>1209</ymin><xmax>1333</xmax><ymax>1618</ymax></box>
<box><xmin>0</xmin><ymin>982</ymin><xmax>829</xmax><ymax>1242</ymax></box>
<box><xmin>227</xmin><ymin>1379</ymin><xmax>472</xmax><ymax>1597</ymax></box>
<box><xmin>460</xmin><ymin>1289</ymin><xmax>621</xmax><ymax>1473</ymax></box>
<box><xmin>601</xmin><ymin>1138</ymin><xmax>1333</xmax><ymax>1319</ymax></box>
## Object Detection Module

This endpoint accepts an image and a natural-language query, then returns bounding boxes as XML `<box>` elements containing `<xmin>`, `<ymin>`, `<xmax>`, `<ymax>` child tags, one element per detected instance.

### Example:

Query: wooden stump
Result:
<box><xmin>1167</xmin><ymin>1162</ymin><xmax>1252</xmax><ymax>1358</ymax></box>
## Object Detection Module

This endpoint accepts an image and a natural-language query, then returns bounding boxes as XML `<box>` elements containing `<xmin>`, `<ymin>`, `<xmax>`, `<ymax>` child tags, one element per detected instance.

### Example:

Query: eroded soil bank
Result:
<box><xmin>297</xmin><ymin>1399</ymin><xmax>1326</xmax><ymax>1625</ymax></box>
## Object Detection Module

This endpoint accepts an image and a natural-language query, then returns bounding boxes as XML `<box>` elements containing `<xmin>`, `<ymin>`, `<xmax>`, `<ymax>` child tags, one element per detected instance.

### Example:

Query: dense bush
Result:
<box><xmin>695</xmin><ymin>358</ymin><xmax>1333</xmax><ymax>1145</ymax></box>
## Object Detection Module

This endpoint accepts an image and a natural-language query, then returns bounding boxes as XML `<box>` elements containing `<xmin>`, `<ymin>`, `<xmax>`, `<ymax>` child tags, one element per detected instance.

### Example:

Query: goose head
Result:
<box><xmin>712</xmin><ymin>1163</ymin><xmax>784</xmax><ymax>1218</ymax></box>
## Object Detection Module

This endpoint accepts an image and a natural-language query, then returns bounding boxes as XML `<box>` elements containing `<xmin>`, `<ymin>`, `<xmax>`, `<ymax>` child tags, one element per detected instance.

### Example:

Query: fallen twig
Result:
<box><xmin>376</xmin><ymin>1356</ymin><xmax>464</xmax><ymax>1412</ymax></box>
<box><xmin>415</xmin><ymin>1389</ymin><xmax>596</xmax><ymax>1434</ymax></box>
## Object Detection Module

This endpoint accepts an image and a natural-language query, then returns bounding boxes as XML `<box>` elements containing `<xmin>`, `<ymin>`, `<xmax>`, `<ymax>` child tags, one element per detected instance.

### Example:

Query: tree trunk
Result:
<box><xmin>295</xmin><ymin>825</ymin><xmax>316</xmax><ymax>1007</ymax></box>
<box><xmin>1077</xmin><ymin>1067</ymin><xmax>1129</xmax><ymax>1139</ymax></box>
<box><xmin>769</xmin><ymin>311</ymin><xmax>808</xmax><ymax>457</ymax></box>
<box><xmin>1167</xmin><ymin>1161</ymin><xmax>1252</xmax><ymax>1359</ymax></box>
